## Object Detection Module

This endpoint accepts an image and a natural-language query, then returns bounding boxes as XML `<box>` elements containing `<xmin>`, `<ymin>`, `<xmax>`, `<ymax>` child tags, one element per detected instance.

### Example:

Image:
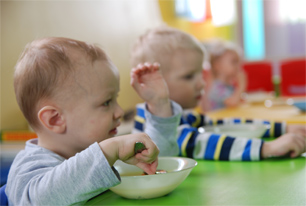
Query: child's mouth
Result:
<box><xmin>109</xmin><ymin>128</ymin><xmax>118</xmax><ymax>135</ymax></box>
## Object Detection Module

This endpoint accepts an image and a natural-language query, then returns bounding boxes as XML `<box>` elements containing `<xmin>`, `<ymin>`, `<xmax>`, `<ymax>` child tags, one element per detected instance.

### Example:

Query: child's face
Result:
<box><xmin>62</xmin><ymin>58</ymin><xmax>124</xmax><ymax>151</ymax></box>
<box><xmin>163</xmin><ymin>49</ymin><xmax>204</xmax><ymax>109</ymax></box>
<box><xmin>214</xmin><ymin>50</ymin><xmax>240</xmax><ymax>83</ymax></box>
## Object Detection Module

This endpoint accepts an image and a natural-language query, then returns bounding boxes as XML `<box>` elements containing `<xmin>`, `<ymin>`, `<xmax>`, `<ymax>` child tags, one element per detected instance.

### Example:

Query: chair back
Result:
<box><xmin>0</xmin><ymin>184</ymin><xmax>8</xmax><ymax>205</ymax></box>
<box><xmin>242</xmin><ymin>61</ymin><xmax>274</xmax><ymax>92</ymax></box>
<box><xmin>280</xmin><ymin>58</ymin><xmax>306</xmax><ymax>96</ymax></box>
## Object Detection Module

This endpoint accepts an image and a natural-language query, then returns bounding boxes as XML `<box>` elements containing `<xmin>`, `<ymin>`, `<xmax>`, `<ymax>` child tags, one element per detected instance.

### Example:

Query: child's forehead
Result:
<box><xmin>171</xmin><ymin>48</ymin><xmax>203</xmax><ymax>64</ymax></box>
<box><xmin>162</xmin><ymin>48</ymin><xmax>203</xmax><ymax>74</ymax></box>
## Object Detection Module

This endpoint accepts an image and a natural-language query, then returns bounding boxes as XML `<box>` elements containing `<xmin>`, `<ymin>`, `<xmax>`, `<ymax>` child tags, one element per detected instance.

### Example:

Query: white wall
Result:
<box><xmin>1</xmin><ymin>0</ymin><xmax>163</xmax><ymax>130</ymax></box>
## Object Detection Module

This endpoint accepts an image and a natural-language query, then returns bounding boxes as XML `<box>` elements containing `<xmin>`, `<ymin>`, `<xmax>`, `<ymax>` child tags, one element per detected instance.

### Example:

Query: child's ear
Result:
<box><xmin>38</xmin><ymin>106</ymin><xmax>66</xmax><ymax>134</ymax></box>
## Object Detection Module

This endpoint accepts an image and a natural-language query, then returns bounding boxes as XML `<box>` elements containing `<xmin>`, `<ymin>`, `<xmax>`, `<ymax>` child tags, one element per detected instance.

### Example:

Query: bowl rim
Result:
<box><xmin>200</xmin><ymin>122</ymin><xmax>270</xmax><ymax>130</ymax></box>
<box><xmin>116</xmin><ymin>157</ymin><xmax>197</xmax><ymax>178</ymax></box>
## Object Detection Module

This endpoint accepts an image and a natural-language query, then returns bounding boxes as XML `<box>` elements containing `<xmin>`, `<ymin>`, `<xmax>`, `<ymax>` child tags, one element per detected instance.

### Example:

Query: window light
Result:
<box><xmin>210</xmin><ymin>0</ymin><xmax>236</xmax><ymax>26</ymax></box>
<box><xmin>279</xmin><ymin>0</ymin><xmax>306</xmax><ymax>22</ymax></box>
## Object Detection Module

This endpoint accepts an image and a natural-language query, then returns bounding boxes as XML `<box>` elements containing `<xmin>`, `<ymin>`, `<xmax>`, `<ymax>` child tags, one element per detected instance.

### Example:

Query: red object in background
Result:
<box><xmin>242</xmin><ymin>61</ymin><xmax>274</xmax><ymax>92</ymax></box>
<box><xmin>205</xmin><ymin>0</ymin><xmax>212</xmax><ymax>20</ymax></box>
<box><xmin>202</xmin><ymin>69</ymin><xmax>212</xmax><ymax>91</ymax></box>
<box><xmin>280</xmin><ymin>58</ymin><xmax>306</xmax><ymax>96</ymax></box>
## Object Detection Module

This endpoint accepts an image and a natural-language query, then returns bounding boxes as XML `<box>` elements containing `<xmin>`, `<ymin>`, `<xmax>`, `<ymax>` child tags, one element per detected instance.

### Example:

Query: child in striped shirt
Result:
<box><xmin>130</xmin><ymin>25</ymin><xmax>306</xmax><ymax>161</ymax></box>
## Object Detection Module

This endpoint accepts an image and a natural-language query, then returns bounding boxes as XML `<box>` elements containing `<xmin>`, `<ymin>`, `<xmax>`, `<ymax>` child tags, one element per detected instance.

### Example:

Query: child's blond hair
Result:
<box><xmin>204</xmin><ymin>38</ymin><xmax>243</xmax><ymax>70</ymax></box>
<box><xmin>14</xmin><ymin>37</ymin><xmax>108</xmax><ymax>129</ymax></box>
<box><xmin>131</xmin><ymin>26</ymin><xmax>204</xmax><ymax>71</ymax></box>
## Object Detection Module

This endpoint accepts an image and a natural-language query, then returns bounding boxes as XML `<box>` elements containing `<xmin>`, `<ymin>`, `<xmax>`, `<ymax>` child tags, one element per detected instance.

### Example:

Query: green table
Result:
<box><xmin>86</xmin><ymin>156</ymin><xmax>306</xmax><ymax>205</ymax></box>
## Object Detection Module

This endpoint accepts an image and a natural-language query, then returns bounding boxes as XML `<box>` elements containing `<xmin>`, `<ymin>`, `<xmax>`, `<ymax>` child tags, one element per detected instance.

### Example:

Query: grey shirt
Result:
<box><xmin>6</xmin><ymin>140</ymin><xmax>120</xmax><ymax>205</ymax></box>
<box><xmin>6</xmin><ymin>101</ymin><xmax>182</xmax><ymax>205</ymax></box>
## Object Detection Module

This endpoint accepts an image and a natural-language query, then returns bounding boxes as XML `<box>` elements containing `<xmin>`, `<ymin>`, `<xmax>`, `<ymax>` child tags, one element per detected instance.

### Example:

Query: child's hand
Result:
<box><xmin>224</xmin><ymin>71</ymin><xmax>246</xmax><ymax>107</ymax></box>
<box><xmin>131</xmin><ymin>62</ymin><xmax>172</xmax><ymax>117</ymax></box>
<box><xmin>261</xmin><ymin>133</ymin><xmax>306</xmax><ymax>159</ymax></box>
<box><xmin>287</xmin><ymin>124</ymin><xmax>306</xmax><ymax>137</ymax></box>
<box><xmin>99</xmin><ymin>133</ymin><xmax>159</xmax><ymax>175</ymax></box>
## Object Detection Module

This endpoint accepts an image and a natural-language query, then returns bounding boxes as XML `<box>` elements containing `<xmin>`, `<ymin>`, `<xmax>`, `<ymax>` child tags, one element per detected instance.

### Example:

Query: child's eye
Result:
<box><xmin>102</xmin><ymin>99</ymin><xmax>112</xmax><ymax>106</ymax></box>
<box><xmin>183</xmin><ymin>74</ymin><xmax>194</xmax><ymax>80</ymax></box>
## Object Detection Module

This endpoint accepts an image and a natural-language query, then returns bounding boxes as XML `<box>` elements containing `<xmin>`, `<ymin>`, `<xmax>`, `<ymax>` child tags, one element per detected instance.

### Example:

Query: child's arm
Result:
<box><xmin>6</xmin><ymin>134</ymin><xmax>159</xmax><ymax>205</ymax></box>
<box><xmin>224</xmin><ymin>70</ymin><xmax>246</xmax><ymax>107</ymax></box>
<box><xmin>178</xmin><ymin>126</ymin><xmax>305</xmax><ymax>161</ymax></box>
<box><xmin>261</xmin><ymin>133</ymin><xmax>305</xmax><ymax>158</ymax></box>
<box><xmin>176</xmin><ymin>110</ymin><xmax>306</xmax><ymax>160</ymax></box>
<box><xmin>131</xmin><ymin>63</ymin><xmax>172</xmax><ymax>117</ymax></box>
<box><xmin>131</xmin><ymin>63</ymin><xmax>182</xmax><ymax>156</ymax></box>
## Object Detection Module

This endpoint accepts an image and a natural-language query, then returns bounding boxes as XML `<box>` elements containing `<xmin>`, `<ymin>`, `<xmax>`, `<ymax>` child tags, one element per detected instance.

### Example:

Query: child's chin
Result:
<box><xmin>181</xmin><ymin>101</ymin><xmax>198</xmax><ymax>110</ymax></box>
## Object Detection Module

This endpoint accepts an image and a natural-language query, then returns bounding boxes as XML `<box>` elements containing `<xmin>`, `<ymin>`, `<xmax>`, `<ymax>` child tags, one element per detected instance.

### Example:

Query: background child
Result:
<box><xmin>130</xmin><ymin>25</ymin><xmax>306</xmax><ymax>161</ymax></box>
<box><xmin>203</xmin><ymin>38</ymin><xmax>246</xmax><ymax>111</ymax></box>
<box><xmin>6</xmin><ymin>37</ymin><xmax>182</xmax><ymax>205</ymax></box>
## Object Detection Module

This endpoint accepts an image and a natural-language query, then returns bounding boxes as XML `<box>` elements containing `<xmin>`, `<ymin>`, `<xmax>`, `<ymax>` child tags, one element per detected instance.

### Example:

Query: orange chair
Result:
<box><xmin>280</xmin><ymin>58</ymin><xmax>306</xmax><ymax>96</ymax></box>
<box><xmin>242</xmin><ymin>61</ymin><xmax>274</xmax><ymax>92</ymax></box>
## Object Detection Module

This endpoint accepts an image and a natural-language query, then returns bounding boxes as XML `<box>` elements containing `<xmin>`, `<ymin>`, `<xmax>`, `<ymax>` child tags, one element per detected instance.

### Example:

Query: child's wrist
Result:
<box><xmin>261</xmin><ymin>142</ymin><xmax>270</xmax><ymax>159</ymax></box>
<box><xmin>99</xmin><ymin>138</ymin><xmax>119</xmax><ymax>166</ymax></box>
<box><xmin>261</xmin><ymin>142</ymin><xmax>277</xmax><ymax>159</ymax></box>
<box><xmin>147</xmin><ymin>99</ymin><xmax>172</xmax><ymax>117</ymax></box>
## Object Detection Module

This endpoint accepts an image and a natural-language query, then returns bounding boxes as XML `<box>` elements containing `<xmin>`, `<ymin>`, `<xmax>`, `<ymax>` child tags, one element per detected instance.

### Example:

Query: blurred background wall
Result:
<box><xmin>1</xmin><ymin>0</ymin><xmax>163</xmax><ymax>130</ymax></box>
<box><xmin>1</xmin><ymin>0</ymin><xmax>305</xmax><ymax>130</ymax></box>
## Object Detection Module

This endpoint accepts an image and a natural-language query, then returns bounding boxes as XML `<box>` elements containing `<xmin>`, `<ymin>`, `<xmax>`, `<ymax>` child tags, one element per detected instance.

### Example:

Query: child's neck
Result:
<box><xmin>37</xmin><ymin>133</ymin><xmax>78</xmax><ymax>159</ymax></box>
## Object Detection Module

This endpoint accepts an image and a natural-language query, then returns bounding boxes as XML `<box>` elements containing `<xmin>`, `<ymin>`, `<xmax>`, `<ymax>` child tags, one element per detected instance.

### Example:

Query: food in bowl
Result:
<box><xmin>110</xmin><ymin>157</ymin><xmax>197</xmax><ymax>199</ymax></box>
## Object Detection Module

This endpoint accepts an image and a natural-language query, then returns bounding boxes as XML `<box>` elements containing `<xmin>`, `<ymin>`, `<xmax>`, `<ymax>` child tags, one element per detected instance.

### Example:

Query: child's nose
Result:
<box><xmin>196</xmin><ymin>76</ymin><xmax>205</xmax><ymax>90</ymax></box>
<box><xmin>114</xmin><ymin>104</ymin><xmax>124</xmax><ymax>120</ymax></box>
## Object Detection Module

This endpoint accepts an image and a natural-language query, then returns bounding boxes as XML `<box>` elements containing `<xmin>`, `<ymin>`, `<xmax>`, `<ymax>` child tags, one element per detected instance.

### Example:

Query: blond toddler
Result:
<box><xmin>203</xmin><ymin>38</ymin><xmax>246</xmax><ymax>110</ymax></box>
<box><xmin>6</xmin><ymin>37</ymin><xmax>182</xmax><ymax>205</ymax></box>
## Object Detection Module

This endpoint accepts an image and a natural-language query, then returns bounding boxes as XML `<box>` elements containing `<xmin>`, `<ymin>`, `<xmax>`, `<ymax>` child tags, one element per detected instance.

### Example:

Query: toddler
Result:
<box><xmin>6</xmin><ymin>37</ymin><xmax>182</xmax><ymax>205</ymax></box>
<box><xmin>131</xmin><ymin>26</ymin><xmax>306</xmax><ymax>160</ymax></box>
<box><xmin>203</xmin><ymin>38</ymin><xmax>246</xmax><ymax>110</ymax></box>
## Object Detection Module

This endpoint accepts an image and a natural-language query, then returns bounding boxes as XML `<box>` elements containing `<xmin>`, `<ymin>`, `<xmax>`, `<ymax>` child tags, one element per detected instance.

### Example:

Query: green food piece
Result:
<box><xmin>134</xmin><ymin>142</ymin><xmax>146</xmax><ymax>154</ymax></box>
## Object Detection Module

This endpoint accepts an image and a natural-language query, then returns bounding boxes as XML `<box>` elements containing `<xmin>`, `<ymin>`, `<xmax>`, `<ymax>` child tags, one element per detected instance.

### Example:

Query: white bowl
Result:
<box><xmin>110</xmin><ymin>157</ymin><xmax>197</xmax><ymax>199</ymax></box>
<box><xmin>200</xmin><ymin>123</ymin><xmax>269</xmax><ymax>139</ymax></box>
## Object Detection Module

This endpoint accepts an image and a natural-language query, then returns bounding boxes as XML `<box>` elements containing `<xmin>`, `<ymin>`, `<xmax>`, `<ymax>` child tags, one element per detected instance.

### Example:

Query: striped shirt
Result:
<box><xmin>133</xmin><ymin>103</ymin><xmax>286</xmax><ymax>161</ymax></box>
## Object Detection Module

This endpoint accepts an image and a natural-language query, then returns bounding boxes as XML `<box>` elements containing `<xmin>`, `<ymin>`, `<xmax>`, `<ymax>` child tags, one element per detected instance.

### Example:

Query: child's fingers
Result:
<box><xmin>144</xmin><ymin>62</ymin><xmax>153</xmax><ymax>71</ymax></box>
<box><xmin>133</xmin><ymin>62</ymin><xmax>159</xmax><ymax>76</ymax></box>
<box><xmin>135</xmin><ymin>150</ymin><xmax>158</xmax><ymax>163</ymax></box>
<box><xmin>136</xmin><ymin>160</ymin><xmax>158</xmax><ymax>175</ymax></box>
<box><xmin>153</xmin><ymin>62</ymin><xmax>160</xmax><ymax>68</ymax></box>
<box><xmin>289</xmin><ymin>134</ymin><xmax>306</xmax><ymax>157</ymax></box>
<box><xmin>130</xmin><ymin>69</ymin><xmax>139</xmax><ymax>86</ymax></box>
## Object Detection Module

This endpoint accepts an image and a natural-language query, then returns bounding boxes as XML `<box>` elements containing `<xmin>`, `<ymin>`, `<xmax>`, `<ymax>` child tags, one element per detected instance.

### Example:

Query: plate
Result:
<box><xmin>199</xmin><ymin>123</ymin><xmax>269</xmax><ymax>139</ymax></box>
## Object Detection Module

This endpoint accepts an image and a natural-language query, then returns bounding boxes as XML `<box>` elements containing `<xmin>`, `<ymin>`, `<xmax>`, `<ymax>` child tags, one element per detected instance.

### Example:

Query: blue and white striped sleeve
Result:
<box><xmin>177</xmin><ymin>126</ymin><xmax>264</xmax><ymax>161</ymax></box>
